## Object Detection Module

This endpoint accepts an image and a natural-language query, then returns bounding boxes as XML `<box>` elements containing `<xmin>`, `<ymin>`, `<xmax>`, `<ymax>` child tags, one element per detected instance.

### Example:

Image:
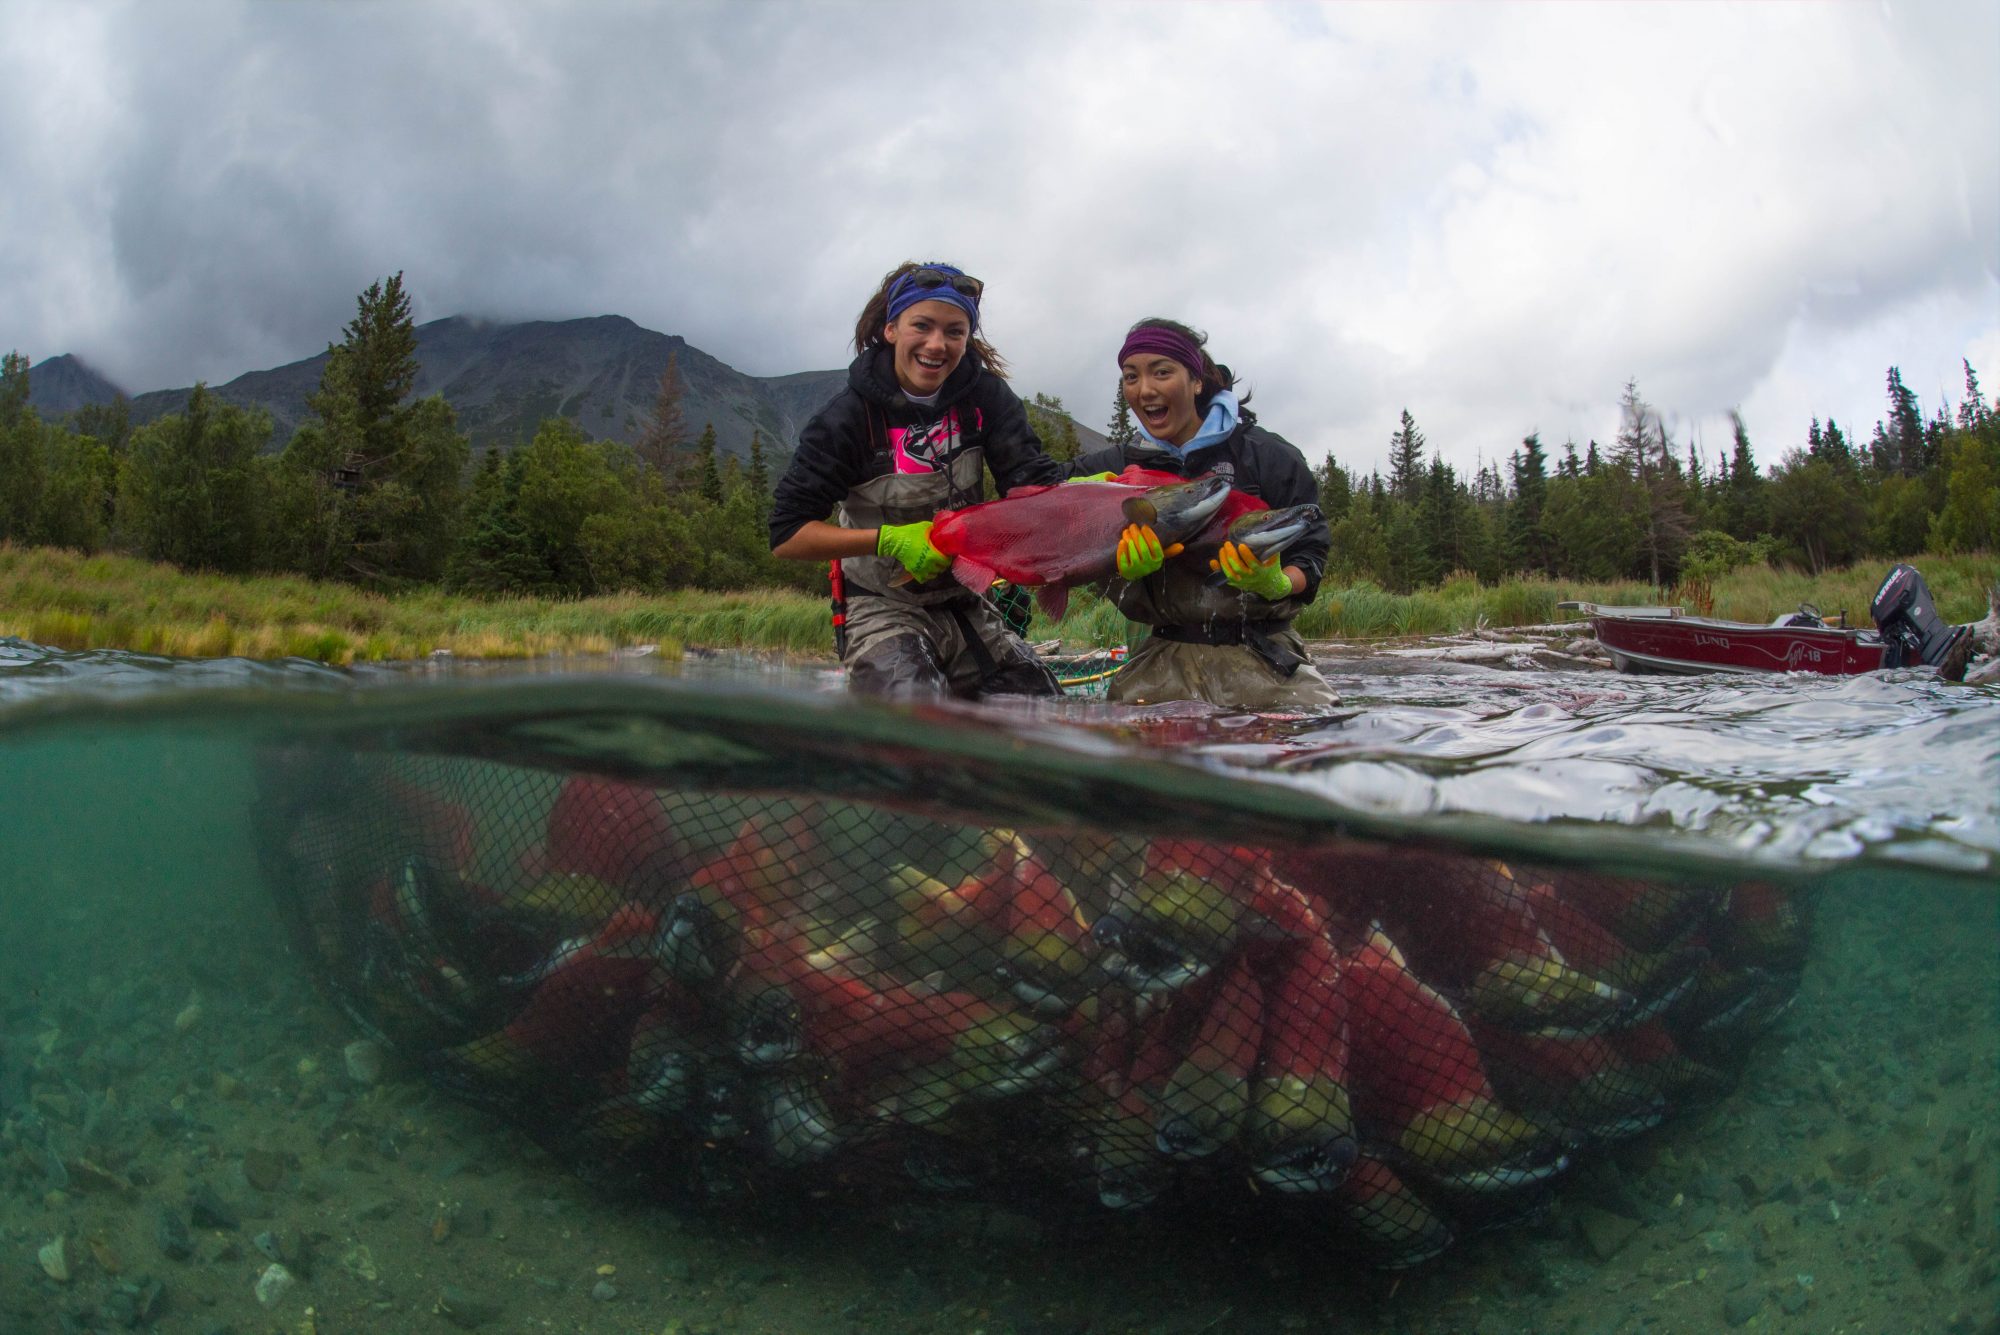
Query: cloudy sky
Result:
<box><xmin>4</xmin><ymin>1</ymin><xmax>1995</xmax><ymax>478</ymax></box>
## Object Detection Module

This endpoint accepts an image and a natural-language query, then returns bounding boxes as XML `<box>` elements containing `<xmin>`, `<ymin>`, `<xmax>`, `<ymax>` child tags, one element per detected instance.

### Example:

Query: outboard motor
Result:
<box><xmin>1872</xmin><ymin>564</ymin><xmax>1972</xmax><ymax>677</ymax></box>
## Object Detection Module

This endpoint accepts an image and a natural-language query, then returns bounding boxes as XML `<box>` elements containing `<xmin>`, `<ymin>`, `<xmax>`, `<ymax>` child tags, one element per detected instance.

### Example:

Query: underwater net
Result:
<box><xmin>254</xmin><ymin>696</ymin><xmax>1808</xmax><ymax>1270</ymax></box>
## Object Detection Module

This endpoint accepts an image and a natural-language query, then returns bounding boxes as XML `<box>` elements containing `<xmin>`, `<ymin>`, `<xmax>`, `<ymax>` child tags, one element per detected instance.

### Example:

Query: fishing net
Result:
<box><xmin>258</xmin><ymin>741</ymin><xmax>1806</xmax><ymax>1268</ymax></box>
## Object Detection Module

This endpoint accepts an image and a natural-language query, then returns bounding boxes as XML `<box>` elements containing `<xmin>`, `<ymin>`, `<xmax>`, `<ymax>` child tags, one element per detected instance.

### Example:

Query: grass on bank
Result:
<box><xmin>2</xmin><ymin>541</ymin><xmax>1993</xmax><ymax>664</ymax></box>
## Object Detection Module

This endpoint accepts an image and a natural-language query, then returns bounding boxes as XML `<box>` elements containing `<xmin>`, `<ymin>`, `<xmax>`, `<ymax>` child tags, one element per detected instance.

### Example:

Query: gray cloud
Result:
<box><xmin>3</xmin><ymin>0</ymin><xmax>1994</xmax><ymax>478</ymax></box>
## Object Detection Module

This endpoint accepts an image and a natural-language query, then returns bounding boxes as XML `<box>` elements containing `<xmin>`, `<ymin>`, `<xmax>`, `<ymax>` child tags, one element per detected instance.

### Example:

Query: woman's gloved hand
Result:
<box><xmin>1213</xmin><ymin>540</ymin><xmax>1293</xmax><ymax>600</ymax></box>
<box><xmin>1115</xmin><ymin>523</ymin><xmax>1183</xmax><ymax>582</ymax></box>
<box><xmin>1064</xmin><ymin>471</ymin><xmax>1116</xmax><ymax>484</ymax></box>
<box><xmin>877</xmin><ymin>521</ymin><xmax>951</xmax><ymax>582</ymax></box>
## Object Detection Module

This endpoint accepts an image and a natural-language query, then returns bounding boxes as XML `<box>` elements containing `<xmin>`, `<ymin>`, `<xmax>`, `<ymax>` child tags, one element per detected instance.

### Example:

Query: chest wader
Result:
<box><xmin>835</xmin><ymin>410</ymin><xmax>1059</xmax><ymax>699</ymax></box>
<box><xmin>1106</xmin><ymin>560</ymin><xmax>1336</xmax><ymax>710</ymax></box>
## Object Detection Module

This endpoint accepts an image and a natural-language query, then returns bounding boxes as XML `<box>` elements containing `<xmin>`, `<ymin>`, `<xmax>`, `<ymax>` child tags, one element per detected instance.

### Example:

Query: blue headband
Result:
<box><xmin>885</xmin><ymin>263</ymin><xmax>981</xmax><ymax>329</ymax></box>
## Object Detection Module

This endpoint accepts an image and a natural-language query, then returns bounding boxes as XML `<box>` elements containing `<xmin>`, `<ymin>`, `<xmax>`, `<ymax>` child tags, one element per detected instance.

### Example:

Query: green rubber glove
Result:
<box><xmin>1115</xmin><ymin>523</ymin><xmax>1183</xmax><ymax>582</ymax></box>
<box><xmin>1064</xmin><ymin>471</ymin><xmax>1116</xmax><ymax>484</ymax></box>
<box><xmin>877</xmin><ymin>520</ymin><xmax>951</xmax><ymax>582</ymax></box>
<box><xmin>1213</xmin><ymin>540</ymin><xmax>1294</xmax><ymax>600</ymax></box>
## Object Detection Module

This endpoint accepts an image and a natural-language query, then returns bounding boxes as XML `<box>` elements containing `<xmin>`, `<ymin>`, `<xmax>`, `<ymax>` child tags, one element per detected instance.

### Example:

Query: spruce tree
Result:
<box><xmin>638</xmin><ymin>349</ymin><xmax>689</xmax><ymax>473</ymax></box>
<box><xmin>1106</xmin><ymin>385</ymin><xmax>1136</xmax><ymax>448</ymax></box>
<box><xmin>1559</xmin><ymin>440</ymin><xmax>1582</xmax><ymax>480</ymax></box>
<box><xmin>1721</xmin><ymin>410</ymin><xmax>1768</xmax><ymax>540</ymax></box>
<box><xmin>1388</xmin><ymin>410</ymin><xmax>1426</xmax><ymax>502</ymax></box>
<box><xmin>0</xmin><ymin>351</ymin><xmax>43</xmax><ymax>542</ymax></box>
<box><xmin>1958</xmin><ymin>359</ymin><xmax>1993</xmax><ymax>432</ymax></box>
<box><xmin>304</xmin><ymin>273</ymin><xmax>467</xmax><ymax>585</ymax></box>
<box><xmin>747</xmin><ymin>431</ymin><xmax>771</xmax><ymax>521</ymax></box>
<box><xmin>1314</xmin><ymin>453</ymin><xmax>1352</xmax><ymax>521</ymax></box>
<box><xmin>697</xmin><ymin>423</ymin><xmax>722</xmax><ymax>504</ymax></box>
<box><xmin>1507</xmin><ymin>432</ymin><xmax>1551</xmax><ymax>574</ymax></box>
<box><xmin>1885</xmin><ymin>366</ymin><xmax>1925</xmax><ymax>476</ymax></box>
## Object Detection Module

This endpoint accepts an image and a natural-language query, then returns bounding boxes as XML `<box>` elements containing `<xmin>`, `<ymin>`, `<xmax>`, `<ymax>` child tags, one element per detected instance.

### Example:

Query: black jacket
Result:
<box><xmin>1072</xmin><ymin>417</ymin><xmax>1329</xmax><ymax>597</ymax></box>
<box><xmin>768</xmin><ymin>346</ymin><xmax>1064</xmax><ymax>548</ymax></box>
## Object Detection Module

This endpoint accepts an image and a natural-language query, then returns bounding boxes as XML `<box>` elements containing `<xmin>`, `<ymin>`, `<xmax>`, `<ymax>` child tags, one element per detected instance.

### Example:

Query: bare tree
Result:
<box><xmin>637</xmin><ymin>350</ymin><xmax>689</xmax><ymax>474</ymax></box>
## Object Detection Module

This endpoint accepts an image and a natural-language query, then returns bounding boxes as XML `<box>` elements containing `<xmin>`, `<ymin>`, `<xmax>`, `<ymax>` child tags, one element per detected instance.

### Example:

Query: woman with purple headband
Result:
<box><xmin>769</xmin><ymin>261</ymin><xmax>1067</xmax><ymax>698</ymax></box>
<box><xmin>1069</xmin><ymin>317</ymin><xmax>1338</xmax><ymax>709</ymax></box>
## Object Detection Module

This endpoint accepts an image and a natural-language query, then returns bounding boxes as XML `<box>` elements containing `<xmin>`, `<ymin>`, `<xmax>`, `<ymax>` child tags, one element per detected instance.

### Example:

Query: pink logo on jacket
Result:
<box><xmin>888</xmin><ymin>408</ymin><xmax>982</xmax><ymax>474</ymax></box>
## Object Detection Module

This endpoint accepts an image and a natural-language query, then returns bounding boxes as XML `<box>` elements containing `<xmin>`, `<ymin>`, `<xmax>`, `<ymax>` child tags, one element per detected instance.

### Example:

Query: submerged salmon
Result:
<box><xmin>924</xmin><ymin>467</ymin><xmax>1243</xmax><ymax>620</ymax></box>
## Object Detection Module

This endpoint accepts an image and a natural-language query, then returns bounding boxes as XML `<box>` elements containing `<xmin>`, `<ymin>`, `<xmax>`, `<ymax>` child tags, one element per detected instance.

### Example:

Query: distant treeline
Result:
<box><xmin>3</xmin><ymin>273</ymin><xmax>1993</xmax><ymax>603</ymax></box>
<box><xmin>1305</xmin><ymin>371</ymin><xmax>1998</xmax><ymax>596</ymax></box>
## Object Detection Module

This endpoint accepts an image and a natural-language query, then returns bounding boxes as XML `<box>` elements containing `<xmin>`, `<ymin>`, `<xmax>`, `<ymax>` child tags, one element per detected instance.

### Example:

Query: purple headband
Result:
<box><xmin>886</xmin><ymin>263</ymin><xmax>981</xmax><ymax>330</ymax></box>
<box><xmin>1118</xmin><ymin>326</ymin><xmax>1205</xmax><ymax>376</ymax></box>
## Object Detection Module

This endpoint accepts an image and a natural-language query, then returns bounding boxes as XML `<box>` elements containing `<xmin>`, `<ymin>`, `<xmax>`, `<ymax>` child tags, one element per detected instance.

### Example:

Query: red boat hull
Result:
<box><xmin>1590</xmin><ymin>614</ymin><xmax>1885</xmax><ymax>676</ymax></box>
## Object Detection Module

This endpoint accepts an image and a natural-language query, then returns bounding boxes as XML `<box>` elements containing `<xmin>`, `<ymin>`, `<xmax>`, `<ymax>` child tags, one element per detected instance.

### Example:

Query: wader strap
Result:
<box><xmin>948</xmin><ymin>604</ymin><xmax>1000</xmax><ymax>679</ymax></box>
<box><xmin>1152</xmin><ymin>621</ymin><xmax>1305</xmax><ymax>678</ymax></box>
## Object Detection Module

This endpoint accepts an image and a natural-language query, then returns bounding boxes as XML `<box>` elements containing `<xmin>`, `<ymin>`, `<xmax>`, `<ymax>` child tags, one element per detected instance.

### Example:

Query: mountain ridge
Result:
<box><xmin>24</xmin><ymin>315</ymin><xmax>1106</xmax><ymax>464</ymax></box>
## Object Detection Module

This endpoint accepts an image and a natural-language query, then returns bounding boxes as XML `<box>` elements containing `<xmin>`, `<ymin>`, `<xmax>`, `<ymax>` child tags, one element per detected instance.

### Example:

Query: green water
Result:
<box><xmin>0</xmin><ymin>649</ymin><xmax>1994</xmax><ymax>1334</ymax></box>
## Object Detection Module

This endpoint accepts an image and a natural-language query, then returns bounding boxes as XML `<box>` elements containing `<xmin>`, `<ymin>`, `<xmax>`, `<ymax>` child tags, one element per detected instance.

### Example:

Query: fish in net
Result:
<box><xmin>257</xmin><ymin>742</ymin><xmax>1805</xmax><ymax>1269</ymax></box>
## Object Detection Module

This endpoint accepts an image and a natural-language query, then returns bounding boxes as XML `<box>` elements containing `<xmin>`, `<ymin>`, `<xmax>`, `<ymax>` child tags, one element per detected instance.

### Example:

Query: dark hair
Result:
<box><xmin>1125</xmin><ymin>316</ymin><xmax>1250</xmax><ymax>414</ymax></box>
<box><xmin>854</xmin><ymin>261</ymin><xmax>1009</xmax><ymax>378</ymax></box>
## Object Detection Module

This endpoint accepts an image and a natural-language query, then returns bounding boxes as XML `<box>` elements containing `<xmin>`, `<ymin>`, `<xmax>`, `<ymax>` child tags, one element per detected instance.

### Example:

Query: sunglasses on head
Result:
<box><xmin>905</xmin><ymin>267</ymin><xmax>983</xmax><ymax>301</ymax></box>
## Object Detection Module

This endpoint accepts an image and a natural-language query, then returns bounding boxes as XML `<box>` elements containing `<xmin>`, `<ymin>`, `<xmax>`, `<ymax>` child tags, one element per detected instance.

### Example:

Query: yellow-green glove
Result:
<box><xmin>1213</xmin><ymin>540</ymin><xmax>1293</xmax><ymax>600</ymax></box>
<box><xmin>1115</xmin><ymin>523</ymin><xmax>1183</xmax><ymax>582</ymax></box>
<box><xmin>878</xmin><ymin>520</ymin><xmax>950</xmax><ymax>582</ymax></box>
<box><xmin>1064</xmin><ymin>471</ymin><xmax>1116</xmax><ymax>484</ymax></box>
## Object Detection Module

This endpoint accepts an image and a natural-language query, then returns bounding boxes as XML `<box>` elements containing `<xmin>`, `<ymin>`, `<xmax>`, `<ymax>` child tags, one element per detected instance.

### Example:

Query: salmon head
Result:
<box><xmin>1122</xmin><ymin>474</ymin><xmax>1232</xmax><ymax>543</ymax></box>
<box><xmin>1222</xmin><ymin>503</ymin><xmax>1323</xmax><ymax>561</ymax></box>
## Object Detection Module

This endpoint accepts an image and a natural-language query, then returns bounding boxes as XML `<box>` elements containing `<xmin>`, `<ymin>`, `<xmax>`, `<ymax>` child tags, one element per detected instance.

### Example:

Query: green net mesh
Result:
<box><xmin>258</xmin><ymin>746</ymin><xmax>1806</xmax><ymax>1268</ymax></box>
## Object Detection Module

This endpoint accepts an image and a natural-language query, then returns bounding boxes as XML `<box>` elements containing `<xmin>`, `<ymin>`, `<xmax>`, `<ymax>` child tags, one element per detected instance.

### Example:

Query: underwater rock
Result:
<box><xmin>37</xmin><ymin>1235</ymin><xmax>70</xmax><ymax>1283</ymax></box>
<box><xmin>1721</xmin><ymin>1291</ymin><xmax>1762</xmax><ymax>1326</ymax></box>
<box><xmin>343</xmin><ymin>1039</ymin><xmax>386</xmax><ymax>1086</ymax></box>
<box><xmin>253</xmin><ymin>1261</ymin><xmax>296</xmax><ymax>1307</ymax></box>
<box><xmin>1572</xmin><ymin>1205</ymin><xmax>1641</xmax><ymax>1261</ymax></box>
<box><xmin>339</xmin><ymin>1243</ymin><xmax>378</xmax><ymax>1282</ymax></box>
<box><xmin>434</xmin><ymin>1284</ymin><xmax>501</xmax><ymax>1328</ymax></box>
<box><xmin>1903</xmin><ymin>1233</ymin><xmax>1946</xmax><ymax>1271</ymax></box>
<box><xmin>188</xmin><ymin>1183</ymin><xmax>239</xmax><ymax>1230</ymax></box>
<box><xmin>154</xmin><ymin>1208</ymin><xmax>193</xmax><ymax>1262</ymax></box>
<box><xmin>241</xmin><ymin>1148</ymin><xmax>286</xmax><ymax>1193</ymax></box>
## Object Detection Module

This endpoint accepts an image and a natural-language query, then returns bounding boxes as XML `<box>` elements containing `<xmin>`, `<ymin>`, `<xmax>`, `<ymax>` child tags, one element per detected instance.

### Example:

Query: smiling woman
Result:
<box><xmin>767</xmin><ymin>261</ymin><xmax>1068</xmax><ymax>699</ymax></box>
<box><xmin>1069</xmin><ymin>317</ymin><xmax>1339</xmax><ymax>711</ymax></box>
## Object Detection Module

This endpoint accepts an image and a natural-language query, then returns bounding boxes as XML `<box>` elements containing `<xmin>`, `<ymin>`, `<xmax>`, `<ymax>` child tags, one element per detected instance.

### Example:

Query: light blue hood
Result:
<box><xmin>1134</xmin><ymin>388</ymin><xmax>1240</xmax><ymax>457</ymax></box>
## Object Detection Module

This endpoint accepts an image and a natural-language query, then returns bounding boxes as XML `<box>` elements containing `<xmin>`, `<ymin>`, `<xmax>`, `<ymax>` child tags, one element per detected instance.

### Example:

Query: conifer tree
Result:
<box><xmin>697</xmin><ymin>423</ymin><xmax>723</xmax><ymax>504</ymax></box>
<box><xmin>1388</xmin><ymin>410</ymin><xmax>1426</xmax><ymax>502</ymax></box>
<box><xmin>1558</xmin><ymin>440</ymin><xmax>1582</xmax><ymax>480</ymax></box>
<box><xmin>747</xmin><ymin>431</ymin><xmax>771</xmax><ymax>521</ymax></box>
<box><xmin>638</xmin><ymin>349</ymin><xmax>690</xmax><ymax>473</ymax></box>
<box><xmin>1506</xmin><ymin>432</ymin><xmax>1551</xmax><ymax>574</ymax></box>
<box><xmin>0</xmin><ymin>350</ymin><xmax>28</xmax><ymax>424</ymax></box>
<box><xmin>1958</xmin><ymin>359</ymin><xmax>1993</xmax><ymax>432</ymax></box>
<box><xmin>1720</xmin><ymin>411</ymin><xmax>1768</xmax><ymax>540</ymax></box>
<box><xmin>1314</xmin><ymin>452</ymin><xmax>1352</xmax><ymax>521</ymax></box>
<box><xmin>1885</xmin><ymin>366</ymin><xmax>1926</xmax><ymax>476</ymax></box>
<box><xmin>0</xmin><ymin>351</ymin><xmax>41</xmax><ymax>542</ymax></box>
<box><xmin>297</xmin><ymin>273</ymin><xmax>466</xmax><ymax>585</ymax></box>
<box><xmin>1105</xmin><ymin>385</ymin><xmax>1136</xmax><ymax>448</ymax></box>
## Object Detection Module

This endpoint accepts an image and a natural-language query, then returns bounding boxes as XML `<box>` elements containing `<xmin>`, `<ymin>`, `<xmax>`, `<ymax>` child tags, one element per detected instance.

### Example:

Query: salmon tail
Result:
<box><xmin>1034</xmin><ymin>585</ymin><xmax>1070</xmax><ymax>623</ymax></box>
<box><xmin>952</xmin><ymin>557</ymin><xmax>998</xmax><ymax>596</ymax></box>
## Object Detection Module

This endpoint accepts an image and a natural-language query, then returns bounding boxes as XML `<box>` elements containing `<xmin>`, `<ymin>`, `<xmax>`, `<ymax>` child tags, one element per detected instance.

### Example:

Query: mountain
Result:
<box><xmin>26</xmin><ymin>314</ymin><xmax>1106</xmax><ymax>465</ymax></box>
<box><xmin>21</xmin><ymin>354</ymin><xmax>126</xmax><ymax>416</ymax></box>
